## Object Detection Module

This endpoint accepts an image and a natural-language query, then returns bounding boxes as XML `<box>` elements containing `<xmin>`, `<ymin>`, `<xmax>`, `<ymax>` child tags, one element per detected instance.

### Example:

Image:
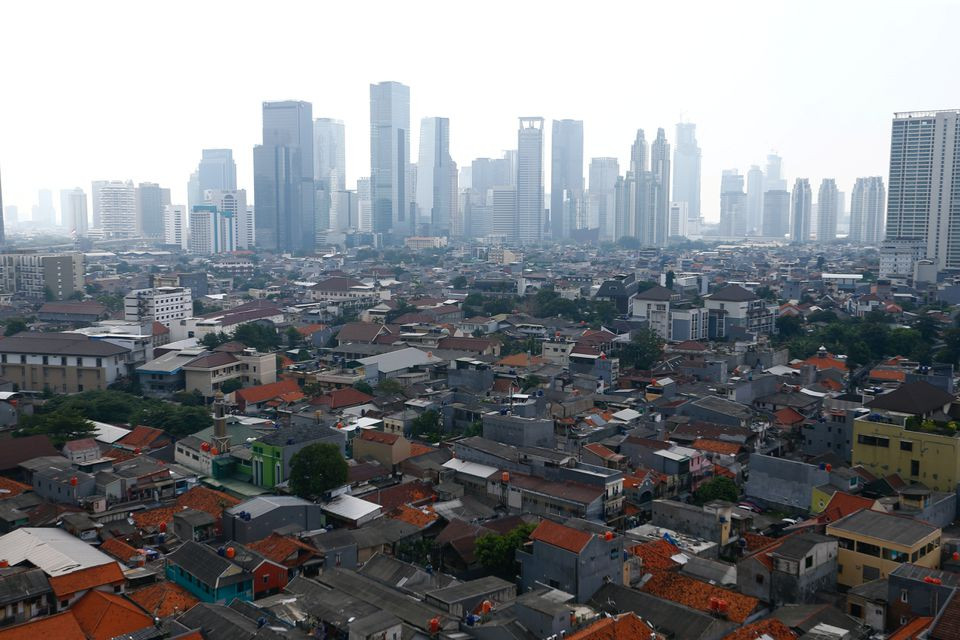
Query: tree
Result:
<box><xmin>618</xmin><ymin>328</ymin><xmax>664</xmax><ymax>370</ymax></box>
<box><xmin>233</xmin><ymin>323</ymin><xmax>281</xmax><ymax>352</ymax></box>
<box><xmin>220</xmin><ymin>378</ymin><xmax>243</xmax><ymax>394</ymax></box>
<box><xmin>377</xmin><ymin>378</ymin><xmax>403</xmax><ymax>395</ymax></box>
<box><xmin>475</xmin><ymin>522</ymin><xmax>537</xmax><ymax>579</ymax></box>
<box><xmin>285</xmin><ymin>326</ymin><xmax>303</xmax><ymax>348</ymax></box>
<box><xmin>200</xmin><ymin>332</ymin><xmax>230</xmax><ymax>349</ymax></box>
<box><xmin>4</xmin><ymin>319</ymin><xmax>27</xmax><ymax>336</ymax></box>
<box><xmin>411</xmin><ymin>410</ymin><xmax>442</xmax><ymax>440</ymax></box>
<box><xmin>775</xmin><ymin>315</ymin><xmax>803</xmax><ymax>339</ymax></box>
<box><xmin>289</xmin><ymin>443</ymin><xmax>348</xmax><ymax>499</ymax></box>
<box><xmin>451</xmin><ymin>276</ymin><xmax>467</xmax><ymax>289</ymax></box>
<box><xmin>522</xmin><ymin>375</ymin><xmax>543</xmax><ymax>391</ymax></box>
<box><xmin>16</xmin><ymin>409</ymin><xmax>95</xmax><ymax>446</ymax></box>
<box><xmin>692</xmin><ymin>477</ymin><xmax>739</xmax><ymax>505</ymax></box>
<box><xmin>352</xmin><ymin>380</ymin><xmax>374</xmax><ymax>395</ymax></box>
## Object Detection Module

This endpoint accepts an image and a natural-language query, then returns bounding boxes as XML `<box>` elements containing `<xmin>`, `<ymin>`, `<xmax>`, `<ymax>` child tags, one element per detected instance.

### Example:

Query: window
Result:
<box><xmin>42</xmin><ymin>356</ymin><xmax>48</xmax><ymax>365</ymax></box>
<box><xmin>911</xmin><ymin>460</ymin><xmax>920</xmax><ymax>476</ymax></box>
<box><xmin>262</xmin><ymin>575</ymin><xmax>269</xmax><ymax>583</ymax></box>
<box><xmin>113</xmin><ymin>585</ymin><xmax>121</xmax><ymax>593</ymax></box>
<box><xmin>849</xmin><ymin>603</ymin><xmax>863</xmax><ymax>618</ymax></box>
<box><xmin>856</xmin><ymin>541</ymin><xmax>881</xmax><ymax>557</ymax></box>
<box><xmin>900</xmin><ymin>589</ymin><xmax>908</xmax><ymax>603</ymax></box>
<box><xmin>96</xmin><ymin>358</ymin><xmax>102</xmax><ymax>367</ymax></box>
<box><xmin>60</xmin><ymin>600</ymin><xmax>68</xmax><ymax>608</ymax></box>
<box><xmin>756</xmin><ymin>574</ymin><xmax>764</xmax><ymax>584</ymax></box>
<box><xmin>805</xmin><ymin>556</ymin><xmax>813</xmax><ymax>569</ymax></box>
<box><xmin>901</xmin><ymin>441</ymin><xmax>913</xmax><ymax>452</ymax></box>
<box><xmin>857</xmin><ymin>434</ymin><xmax>889</xmax><ymax>448</ymax></box>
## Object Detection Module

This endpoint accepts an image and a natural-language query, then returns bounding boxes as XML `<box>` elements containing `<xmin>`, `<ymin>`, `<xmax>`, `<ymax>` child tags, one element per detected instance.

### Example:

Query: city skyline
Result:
<box><xmin>3</xmin><ymin>1</ymin><xmax>955</xmax><ymax>223</ymax></box>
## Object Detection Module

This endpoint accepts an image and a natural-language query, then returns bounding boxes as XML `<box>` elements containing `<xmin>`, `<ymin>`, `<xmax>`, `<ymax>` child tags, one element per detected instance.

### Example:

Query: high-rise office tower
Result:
<box><xmin>60</xmin><ymin>188</ymin><xmax>88</xmax><ymax>236</ymax></box>
<box><xmin>746</xmin><ymin>165</ymin><xmax>764</xmax><ymax>235</ymax></box>
<box><xmin>189</xmin><ymin>204</ymin><xmax>237</xmax><ymax>255</ymax></box>
<box><xmin>614</xmin><ymin>175</ymin><xmax>629</xmax><ymax>240</ymax></box>
<box><xmin>313</xmin><ymin>118</ymin><xmax>346</xmax><ymax>235</ymax></box>
<box><xmin>135</xmin><ymin>182</ymin><xmax>171</xmax><ymax>238</ymax></box>
<box><xmin>589</xmin><ymin>158</ymin><xmax>619</xmax><ymax>242</ymax></box>
<box><xmin>186</xmin><ymin>171</ymin><xmax>201</xmax><ymax>213</ymax></box>
<box><xmin>719</xmin><ymin>170</ymin><xmax>746</xmax><ymax>237</ymax></box>
<box><xmin>550</xmin><ymin>119</ymin><xmax>584</xmax><ymax>240</ymax></box>
<box><xmin>197</xmin><ymin>149</ymin><xmax>237</xmax><ymax>192</ymax></box>
<box><xmin>517</xmin><ymin>117</ymin><xmax>544</xmax><ymax>245</ymax></box>
<box><xmin>765</xmin><ymin>153</ymin><xmax>787</xmax><ymax>192</ymax></box>
<box><xmin>416</xmin><ymin>117</ymin><xmax>457</xmax><ymax>236</ymax></box>
<box><xmin>817</xmin><ymin>179</ymin><xmax>839</xmax><ymax>243</ymax></box>
<box><xmin>668</xmin><ymin>201</ymin><xmax>688</xmax><ymax>238</ymax></box>
<box><xmin>762</xmin><ymin>190</ymin><xmax>791</xmax><ymax>238</ymax></box>
<box><xmin>370</xmin><ymin>81</ymin><xmax>411</xmax><ymax>238</ymax></box>
<box><xmin>491</xmin><ymin>186</ymin><xmax>518</xmax><ymax>242</ymax></box>
<box><xmin>253</xmin><ymin>100</ymin><xmax>315</xmax><ymax>253</ymax></box>
<box><xmin>163</xmin><ymin>204</ymin><xmax>187</xmax><ymax>249</ymax></box>
<box><xmin>204</xmin><ymin>189</ymin><xmax>251</xmax><ymax>249</ymax></box>
<box><xmin>672</xmin><ymin>122</ymin><xmax>701</xmax><ymax>225</ymax></box>
<box><xmin>884</xmin><ymin>110</ymin><xmax>960</xmax><ymax>270</ymax></box>
<box><xmin>850</xmin><ymin>177</ymin><xmax>885</xmax><ymax>244</ymax></box>
<box><xmin>94</xmin><ymin>180</ymin><xmax>136</xmax><ymax>237</ymax></box>
<box><xmin>791</xmin><ymin>178</ymin><xmax>812</xmax><ymax>244</ymax></box>
<box><xmin>650</xmin><ymin>128</ymin><xmax>671</xmax><ymax>246</ymax></box>
<box><xmin>357</xmin><ymin>177</ymin><xmax>373</xmax><ymax>232</ymax></box>
<box><xmin>32</xmin><ymin>189</ymin><xmax>56</xmax><ymax>227</ymax></box>
<box><xmin>626</xmin><ymin>129</ymin><xmax>658</xmax><ymax>243</ymax></box>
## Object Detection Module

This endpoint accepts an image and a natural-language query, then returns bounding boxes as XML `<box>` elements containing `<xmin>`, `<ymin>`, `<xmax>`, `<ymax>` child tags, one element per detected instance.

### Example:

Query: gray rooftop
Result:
<box><xmin>227</xmin><ymin>495</ymin><xmax>315</xmax><ymax>519</ymax></box>
<box><xmin>425</xmin><ymin>575</ymin><xmax>514</xmax><ymax>604</ymax></box>
<box><xmin>0</xmin><ymin>332</ymin><xmax>129</xmax><ymax>357</ymax></box>
<box><xmin>828</xmin><ymin>510</ymin><xmax>939</xmax><ymax>546</ymax></box>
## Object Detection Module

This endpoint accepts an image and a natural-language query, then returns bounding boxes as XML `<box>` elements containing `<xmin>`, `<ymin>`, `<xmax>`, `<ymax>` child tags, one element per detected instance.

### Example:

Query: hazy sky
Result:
<box><xmin>1</xmin><ymin>0</ymin><xmax>957</xmax><ymax>223</ymax></box>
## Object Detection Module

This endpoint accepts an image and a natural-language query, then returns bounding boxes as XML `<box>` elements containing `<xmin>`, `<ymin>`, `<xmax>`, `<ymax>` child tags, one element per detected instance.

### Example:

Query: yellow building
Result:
<box><xmin>852</xmin><ymin>416</ymin><xmax>960</xmax><ymax>492</ymax></box>
<box><xmin>826</xmin><ymin>509</ymin><xmax>940</xmax><ymax>588</ymax></box>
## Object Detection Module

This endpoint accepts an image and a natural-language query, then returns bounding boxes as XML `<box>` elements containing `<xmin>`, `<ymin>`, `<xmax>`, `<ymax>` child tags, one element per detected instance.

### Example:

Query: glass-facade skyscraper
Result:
<box><xmin>253</xmin><ymin>100</ymin><xmax>315</xmax><ymax>253</ymax></box>
<box><xmin>672</xmin><ymin>122</ymin><xmax>701</xmax><ymax>227</ymax></box>
<box><xmin>517</xmin><ymin>117</ymin><xmax>544</xmax><ymax>245</ymax></box>
<box><xmin>416</xmin><ymin>117</ymin><xmax>457</xmax><ymax>236</ymax></box>
<box><xmin>550</xmin><ymin>119</ymin><xmax>583</xmax><ymax>240</ymax></box>
<box><xmin>370</xmin><ymin>81</ymin><xmax>411</xmax><ymax>238</ymax></box>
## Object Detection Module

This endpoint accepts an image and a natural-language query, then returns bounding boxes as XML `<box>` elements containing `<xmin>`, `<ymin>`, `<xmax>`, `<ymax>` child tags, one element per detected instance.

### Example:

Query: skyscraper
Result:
<box><xmin>650</xmin><ymin>128</ymin><xmax>671</xmax><ymax>247</ymax></box>
<box><xmin>370</xmin><ymin>81</ymin><xmax>411</xmax><ymax>238</ymax></box>
<box><xmin>746</xmin><ymin>165</ymin><xmax>764</xmax><ymax>235</ymax></box>
<box><xmin>762</xmin><ymin>190</ymin><xmax>791</xmax><ymax>238</ymax></box>
<box><xmin>253</xmin><ymin>100</ymin><xmax>315</xmax><ymax>253</ymax></box>
<box><xmin>850</xmin><ymin>177</ymin><xmax>885</xmax><ymax>244</ymax></box>
<box><xmin>588</xmin><ymin>158</ymin><xmax>619</xmax><ymax>242</ymax></box>
<box><xmin>626</xmin><ymin>129</ymin><xmax>658</xmax><ymax>244</ymax></box>
<box><xmin>60</xmin><ymin>188</ymin><xmax>88</xmax><ymax>236</ymax></box>
<box><xmin>884</xmin><ymin>110</ymin><xmax>960</xmax><ymax>270</ymax></box>
<box><xmin>197</xmin><ymin>149</ymin><xmax>237</xmax><ymax>192</ymax></box>
<box><xmin>313</xmin><ymin>118</ymin><xmax>346</xmax><ymax>235</ymax></box>
<box><xmin>416</xmin><ymin>117</ymin><xmax>457</xmax><ymax>236</ymax></box>
<box><xmin>189</xmin><ymin>204</ymin><xmax>236</xmax><ymax>255</ymax></box>
<box><xmin>32</xmin><ymin>189</ymin><xmax>56</xmax><ymax>227</ymax></box>
<box><xmin>817</xmin><ymin>179</ymin><xmax>839</xmax><ymax>243</ymax></box>
<box><xmin>765</xmin><ymin>153</ymin><xmax>787</xmax><ymax>191</ymax></box>
<box><xmin>204</xmin><ymin>189</ymin><xmax>251</xmax><ymax>249</ymax></box>
<box><xmin>719</xmin><ymin>170</ymin><xmax>746</xmax><ymax>237</ymax></box>
<box><xmin>163</xmin><ymin>204</ymin><xmax>187</xmax><ymax>249</ymax></box>
<box><xmin>491</xmin><ymin>186</ymin><xmax>517</xmax><ymax>242</ymax></box>
<box><xmin>135</xmin><ymin>182</ymin><xmax>171</xmax><ymax>238</ymax></box>
<box><xmin>357</xmin><ymin>177</ymin><xmax>373</xmax><ymax>232</ymax></box>
<box><xmin>668</xmin><ymin>202</ymin><xmax>688</xmax><ymax>238</ymax></box>
<box><xmin>791</xmin><ymin>178</ymin><xmax>812</xmax><ymax>244</ymax></box>
<box><xmin>517</xmin><ymin>117</ymin><xmax>544</xmax><ymax>245</ymax></box>
<box><xmin>94</xmin><ymin>180</ymin><xmax>136</xmax><ymax>238</ymax></box>
<box><xmin>672</xmin><ymin>122</ymin><xmax>701</xmax><ymax>226</ymax></box>
<box><xmin>0</xmin><ymin>168</ymin><xmax>4</xmax><ymax>245</ymax></box>
<box><xmin>550</xmin><ymin>119</ymin><xmax>584</xmax><ymax>240</ymax></box>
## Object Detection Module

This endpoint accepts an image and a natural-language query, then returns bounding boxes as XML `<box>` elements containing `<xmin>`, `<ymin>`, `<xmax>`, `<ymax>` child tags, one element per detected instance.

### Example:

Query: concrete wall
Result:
<box><xmin>223</xmin><ymin>504</ymin><xmax>325</xmax><ymax>543</ymax></box>
<box><xmin>518</xmin><ymin>535</ymin><xmax>622</xmax><ymax>602</ymax></box>
<box><xmin>745</xmin><ymin>454</ymin><xmax>829</xmax><ymax>512</ymax></box>
<box><xmin>482</xmin><ymin>413</ymin><xmax>555</xmax><ymax>448</ymax></box>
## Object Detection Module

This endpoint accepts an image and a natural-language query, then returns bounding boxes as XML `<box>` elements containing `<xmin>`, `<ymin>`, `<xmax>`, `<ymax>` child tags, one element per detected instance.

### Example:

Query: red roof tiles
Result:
<box><xmin>529</xmin><ymin>519</ymin><xmax>593</xmax><ymax>554</ymax></box>
<box><xmin>366</xmin><ymin>481</ymin><xmax>436</xmax><ymax>511</ymax></box>
<box><xmin>70</xmin><ymin>590</ymin><xmax>153</xmax><ymax>640</ymax></box>
<box><xmin>47</xmin><ymin>562</ymin><xmax>125</xmax><ymax>598</ymax></box>
<box><xmin>234</xmin><ymin>379</ymin><xmax>301</xmax><ymax>406</ymax></box>
<box><xmin>567</xmin><ymin>613</ymin><xmax>655</xmax><ymax>640</ymax></box>
<box><xmin>691</xmin><ymin>439</ymin><xmax>742</xmax><ymax>456</ymax></box>
<box><xmin>641</xmin><ymin>571</ymin><xmax>759</xmax><ymax>623</ymax></box>
<box><xmin>116</xmin><ymin>425</ymin><xmax>169</xmax><ymax>450</ymax></box>
<box><xmin>314</xmin><ymin>387</ymin><xmax>375</xmax><ymax>409</ymax></box>
<box><xmin>98</xmin><ymin>537</ymin><xmax>141</xmax><ymax>564</ymax></box>
<box><xmin>133</xmin><ymin>485</ymin><xmax>240</xmax><ymax>530</ymax></box>
<box><xmin>128</xmin><ymin>581</ymin><xmax>200</xmax><ymax>618</ymax></box>
<box><xmin>359</xmin><ymin>430</ymin><xmax>400</xmax><ymax>445</ymax></box>
<box><xmin>629</xmin><ymin>539</ymin><xmax>679</xmax><ymax>572</ymax></box>
<box><xmin>0</xmin><ymin>611</ymin><xmax>85</xmax><ymax>640</ymax></box>
<box><xmin>247</xmin><ymin>533</ymin><xmax>320</xmax><ymax>568</ymax></box>
<box><xmin>722</xmin><ymin>619</ymin><xmax>796</xmax><ymax>640</ymax></box>
<box><xmin>390</xmin><ymin>504</ymin><xmax>439</xmax><ymax>528</ymax></box>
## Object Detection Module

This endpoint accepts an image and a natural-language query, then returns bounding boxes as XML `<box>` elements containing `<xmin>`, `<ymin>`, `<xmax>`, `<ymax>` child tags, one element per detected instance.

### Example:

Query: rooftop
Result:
<box><xmin>529</xmin><ymin>519</ymin><xmax>594</xmax><ymax>554</ymax></box>
<box><xmin>827</xmin><ymin>509</ymin><xmax>939</xmax><ymax>546</ymax></box>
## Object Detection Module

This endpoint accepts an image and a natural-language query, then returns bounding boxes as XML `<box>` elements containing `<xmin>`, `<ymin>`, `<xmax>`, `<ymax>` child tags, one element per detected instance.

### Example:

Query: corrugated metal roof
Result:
<box><xmin>0</xmin><ymin>528</ymin><xmax>120</xmax><ymax>577</ymax></box>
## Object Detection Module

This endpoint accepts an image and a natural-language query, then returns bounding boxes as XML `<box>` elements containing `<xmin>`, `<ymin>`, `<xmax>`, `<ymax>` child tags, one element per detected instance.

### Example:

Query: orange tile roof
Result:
<box><xmin>367</xmin><ymin>481</ymin><xmax>436</xmax><ymax>511</ymax></box>
<box><xmin>742</xmin><ymin>533</ymin><xmax>779</xmax><ymax>552</ymax></box>
<box><xmin>314</xmin><ymin>387</ymin><xmax>375</xmax><ymax>409</ymax></box>
<box><xmin>99</xmin><ymin>537</ymin><xmax>141</xmax><ymax>563</ymax></box>
<box><xmin>247</xmin><ymin>533</ymin><xmax>319</xmax><ymax>567</ymax></box>
<box><xmin>819</xmin><ymin>492</ymin><xmax>875</xmax><ymax>524</ymax></box>
<box><xmin>869</xmin><ymin>368</ymin><xmax>907</xmax><ymax>382</ymax></box>
<box><xmin>117</xmin><ymin>425</ymin><xmax>169</xmax><ymax>449</ymax></box>
<box><xmin>714</xmin><ymin>464</ymin><xmax>736</xmax><ymax>479</ymax></box>
<box><xmin>128</xmin><ymin>581</ymin><xmax>200</xmax><ymax>618</ymax></box>
<box><xmin>0</xmin><ymin>611</ymin><xmax>85</xmax><ymax>640</ymax></box>
<box><xmin>47</xmin><ymin>562</ymin><xmax>124</xmax><ymax>598</ymax></box>
<box><xmin>774</xmin><ymin>407</ymin><xmax>806</xmax><ymax>425</ymax></box>
<box><xmin>408</xmin><ymin>442</ymin><xmax>435</xmax><ymax>457</ymax></box>
<box><xmin>583</xmin><ymin>443</ymin><xmax>622</xmax><ymax>461</ymax></box>
<box><xmin>296</xmin><ymin>323</ymin><xmax>328</xmax><ymax>336</ymax></box>
<box><xmin>495</xmin><ymin>353</ymin><xmax>546</xmax><ymax>367</ymax></box>
<box><xmin>629</xmin><ymin>539</ymin><xmax>679</xmax><ymax>572</ymax></box>
<box><xmin>235</xmin><ymin>379</ymin><xmax>301</xmax><ymax>405</ymax></box>
<box><xmin>567</xmin><ymin>613</ymin><xmax>655</xmax><ymax>640</ymax></box>
<box><xmin>722</xmin><ymin>619</ymin><xmax>796</xmax><ymax>640</ymax></box>
<box><xmin>390</xmin><ymin>504</ymin><xmax>440</xmax><ymax>528</ymax></box>
<box><xmin>0</xmin><ymin>476</ymin><xmax>32</xmax><ymax>499</ymax></box>
<box><xmin>529</xmin><ymin>519</ymin><xmax>593</xmax><ymax>554</ymax></box>
<box><xmin>360</xmin><ymin>430</ymin><xmax>401</xmax><ymax>445</ymax></box>
<box><xmin>641</xmin><ymin>571</ymin><xmax>759</xmax><ymax>623</ymax></box>
<box><xmin>133</xmin><ymin>485</ymin><xmax>240</xmax><ymax>530</ymax></box>
<box><xmin>691</xmin><ymin>438</ymin><xmax>742</xmax><ymax>456</ymax></box>
<box><xmin>888</xmin><ymin>617</ymin><xmax>933</xmax><ymax>640</ymax></box>
<box><xmin>820</xmin><ymin>378</ymin><xmax>844</xmax><ymax>392</ymax></box>
<box><xmin>70</xmin><ymin>590</ymin><xmax>153</xmax><ymax>640</ymax></box>
<box><xmin>802</xmin><ymin>352</ymin><xmax>847</xmax><ymax>372</ymax></box>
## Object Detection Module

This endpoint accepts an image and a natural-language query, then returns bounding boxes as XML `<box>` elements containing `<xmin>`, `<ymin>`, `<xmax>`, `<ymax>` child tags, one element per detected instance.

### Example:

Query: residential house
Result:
<box><xmin>737</xmin><ymin>533</ymin><xmax>838</xmax><ymax>605</ymax></box>
<box><xmin>164</xmin><ymin>540</ymin><xmax>253</xmax><ymax>604</ymax></box>
<box><xmin>0</xmin><ymin>333</ymin><xmax>129</xmax><ymax>393</ymax></box>
<box><xmin>705</xmin><ymin>284</ymin><xmax>777</xmax><ymax>339</ymax></box>
<box><xmin>221</xmin><ymin>542</ymin><xmax>289</xmax><ymax>598</ymax></box>
<box><xmin>250</xmin><ymin>424</ymin><xmax>345</xmax><ymax>489</ymax></box>
<box><xmin>234</xmin><ymin>379</ymin><xmax>302</xmax><ymax>413</ymax></box>
<box><xmin>518</xmin><ymin>519</ymin><xmax>623</xmax><ymax>602</ymax></box>
<box><xmin>222</xmin><ymin>496</ymin><xmax>325</xmax><ymax>543</ymax></box>
<box><xmin>353</xmin><ymin>430</ymin><xmax>412</xmax><ymax>470</ymax></box>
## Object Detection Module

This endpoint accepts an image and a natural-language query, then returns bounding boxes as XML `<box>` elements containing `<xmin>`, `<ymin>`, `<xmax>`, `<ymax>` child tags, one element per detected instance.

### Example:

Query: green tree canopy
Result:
<box><xmin>451</xmin><ymin>275</ymin><xmax>468</xmax><ymax>289</ymax></box>
<box><xmin>220</xmin><ymin>378</ymin><xmax>243</xmax><ymax>394</ymax></box>
<box><xmin>410</xmin><ymin>410</ymin><xmax>442</xmax><ymax>441</ymax></box>
<box><xmin>289</xmin><ymin>443</ymin><xmax>348</xmax><ymax>499</ymax></box>
<box><xmin>4</xmin><ymin>319</ymin><xmax>27</xmax><ymax>336</ymax></box>
<box><xmin>775</xmin><ymin>315</ymin><xmax>803</xmax><ymax>339</ymax></box>
<box><xmin>692</xmin><ymin>476</ymin><xmax>739</xmax><ymax>505</ymax></box>
<box><xmin>377</xmin><ymin>378</ymin><xmax>403</xmax><ymax>395</ymax></box>
<box><xmin>476</xmin><ymin>522</ymin><xmax>537</xmax><ymax>579</ymax></box>
<box><xmin>233</xmin><ymin>323</ymin><xmax>281</xmax><ymax>352</ymax></box>
<box><xmin>16</xmin><ymin>409</ymin><xmax>95</xmax><ymax>446</ymax></box>
<box><xmin>618</xmin><ymin>328</ymin><xmax>664</xmax><ymax>370</ymax></box>
<box><xmin>352</xmin><ymin>380</ymin><xmax>374</xmax><ymax>395</ymax></box>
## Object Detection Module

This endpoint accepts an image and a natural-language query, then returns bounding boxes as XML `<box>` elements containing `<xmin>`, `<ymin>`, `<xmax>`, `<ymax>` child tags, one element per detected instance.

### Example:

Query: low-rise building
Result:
<box><xmin>0</xmin><ymin>332</ymin><xmax>129</xmax><ymax>393</ymax></box>
<box><xmin>124</xmin><ymin>286</ymin><xmax>192</xmax><ymax>328</ymax></box>
<box><xmin>164</xmin><ymin>540</ymin><xmax>253</xmax><ymax>604</ymax></box>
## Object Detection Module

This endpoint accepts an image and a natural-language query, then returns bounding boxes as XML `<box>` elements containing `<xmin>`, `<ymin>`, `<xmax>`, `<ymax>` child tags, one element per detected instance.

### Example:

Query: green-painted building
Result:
<box><xmin>251</xmin><ymin>423</ymin><xmax>345</xmax><ymax>489</ymax></box>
